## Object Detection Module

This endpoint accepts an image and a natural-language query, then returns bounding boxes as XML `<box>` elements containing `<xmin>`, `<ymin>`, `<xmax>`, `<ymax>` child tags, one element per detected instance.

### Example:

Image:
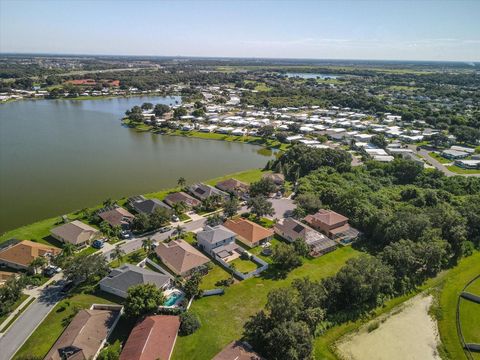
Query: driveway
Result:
<box><xmin>103</xmin><ymin>217</ymin><xmax>208</xmax><ymax>261</ymax></box>
<box><xmin>0</xmin><ymin>282</ymin><xmax>64</xmax><ymax>360</ymax></box>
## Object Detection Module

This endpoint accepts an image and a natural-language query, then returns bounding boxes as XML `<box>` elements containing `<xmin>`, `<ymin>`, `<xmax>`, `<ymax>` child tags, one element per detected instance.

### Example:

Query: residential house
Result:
<box><xmin>129</xmin><ymin>197</ymin><xmax>172</xmax><ymax>215</ymax></box>
<box><xmin>454</xmin><ymin>159</ymin><xmax>480</xmax><ymax>169</ymax></box>
<box><xmin>196</xmin><ymin>225</ymin><xmax>237</xmax><ymax>261</ymax></box>
<box><xmin>216</xmin><ymin>178</ymin><xmax>250</xmax><ymax>200</ymax></box>
<box><xmin>441</xmin><ymin>149</ymin><xmax>469</xmax><ymax>160</ymax></box>
<box><xmin>163</xmin><ymin>192</ymin><xmax>201</xmax><ymax>209</ymax></box>
<box><xmin>188</xmin><ymin>183</ymin><xmax>229</xmax><ymax>201</ymax></box>
<box><xmin>99</xmin><ymin>264</ymin><xmax>171</xmax><ymax>299</ymax></box>
<box><xmin>50</xmin><ymin>220</ymin><xmax>99</xmax><ymax>247</ymax></box>
<box><xmin>98</xmin><ymin>207</ymin><xmax>135</xmax><ymax>229</ymax></box>
<box><xmin>155</xmin><ymin>240</ymin><xmax>209</xmax><ymax>277</ymax></box>
<box><xmin>223</xmin><ymin>218</ymin><xmax>274</xmax><ymax>248</ymax></box>
<box><xmin>274</xmin><ymin>217</ymin><xmax>337</xmax><ymax>256</ymax></box>
<box><xmin>213</xmin><ymin>341</ymin><xmax>263</xmax><ymax>360</ymax></box>
<box><xmin>262</xmin><ymin>173</ymin><xmax>285</xmax><ymax>186</ymax></box>
<box><xmin>0</xmin><ymin>239</ymin><xmax>60</xmax><ymax>271</ymax></box>
<box><xmin>44</xmin><ymin>305</ymin><xmax>122</xmax><ymax>360</ymax></box>
<box><xmin>119</xmin><ymin>315</ymin><xmax>180</xmax><ymax>360</ymax></box>
<box><xmin>304</xmin><ymin>209</ymin><xmax>360</xmax><ymax>244</ymax></box>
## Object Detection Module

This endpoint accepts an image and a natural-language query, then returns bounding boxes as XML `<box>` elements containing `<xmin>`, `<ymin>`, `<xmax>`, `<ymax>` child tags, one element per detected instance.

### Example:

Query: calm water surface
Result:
<box><xmin>0</xmin><ymin>96</ymin><xmax>270</xmax><ymax>233</ymax></box>
<box><xmin>285</xmin><ymin>72</ymin><xmax>340</xmax><ymax>79</ymax></box>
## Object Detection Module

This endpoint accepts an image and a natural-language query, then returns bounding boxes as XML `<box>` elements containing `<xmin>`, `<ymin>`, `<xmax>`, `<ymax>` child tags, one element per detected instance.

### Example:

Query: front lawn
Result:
<box><xmin>172</xmin><ymin>246</ymin><xmax>360</xmax><ymax>360</ymax></box>
<box><xmin>429</xmin><ymin>152</ymin><xmax>451</xmax><ymax>164</ymax></box>
<box><xmin>446</xmin><ymin>165</ymin><xmax>480</xmax><ymax>174</ymax></box>
<box><xmin>109</xmin><ymin>249</ymin><xmax>147</xmax><ymax>268</ymax></box>
<box><xmin>13</xmin><ymin>291</ymin><xmax>118</xmax><ymax>360</ymax></box>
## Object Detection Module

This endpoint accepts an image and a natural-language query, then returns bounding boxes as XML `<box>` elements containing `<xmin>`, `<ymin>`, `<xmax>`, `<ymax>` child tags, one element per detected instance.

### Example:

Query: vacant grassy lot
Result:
<box><xmin>172</xmin><ymin>246</ymin><xmax>360</xmax><ymax>360</ymax></box>
<box><xmin>13</xmin><ymin>290</ymin><xmax>119</xmax><ymax>360</ymax></box>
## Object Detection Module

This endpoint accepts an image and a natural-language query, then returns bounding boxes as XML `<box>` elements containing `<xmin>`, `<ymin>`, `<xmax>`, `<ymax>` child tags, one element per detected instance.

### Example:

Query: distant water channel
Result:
<box><xmin>0</xmin><ymin>96</ymin><xmax>271</xmax><ymax>233</ymax></box>
<box><xmin>285</xmin><ymin>72</ymin><xmax>340</xmax><ymax>79</ymax></box>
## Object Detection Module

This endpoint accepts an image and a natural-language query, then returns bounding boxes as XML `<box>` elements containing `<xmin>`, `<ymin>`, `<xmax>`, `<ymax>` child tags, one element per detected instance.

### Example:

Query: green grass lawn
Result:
<box><xmin>432</xmin><ymin>252</ymin><xmax>480</xmax><ymax>360</ymax></box>
<box><xmin>200</xmin><ymin>264</ymin><xmax>231</xmax><ymax>291</ymax></box>
<box><xmin>172</xmin><ymin>246</ymin><xmax>360</xmax><ymax>360</ymax></box>
<box><xmin>0</xmin><ymin>294</ymin><xmax>29</xmax><ymax>326</ymax></box>
<box><xmin>13</xmin><ymin>290</ymin><xmax>119</xmax><ymax>360</ymax></box>
<box><xmin>229</xmin><ymin>258</ymin><xmax>259</xmax><ymax>274</ymax></box>
<box><xmin>446</xmin><ymin>165</ymin><xmax>480</xmax><ymax>174</ymax></box>
<box><xmin>76</xmin><ymin>245</ymin><xmax>99</xmax><ymax>257</ymax></box>
<box><xmin>465</xmin><ymin>278</ymin><xmax>480</xmax><ymax>295</ymax></box>
<box><xmin>459</xmin><ymin>297</ymin><xmax>480</xmax><ymax>346</ymax></box>
<box><xmin>109</xmin><ymin>248</ymin><xmax>147</xmax><ymax>268</ymax></box>
<box><xmin>429</xmin><ymin>152</ymin><xmax>451</xmax><ymax>164</ymax></box>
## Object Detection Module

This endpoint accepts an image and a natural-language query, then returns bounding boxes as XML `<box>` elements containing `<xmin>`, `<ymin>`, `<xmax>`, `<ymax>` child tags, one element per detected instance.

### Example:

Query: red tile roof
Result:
<box><xmin>120</xmin><ymin>315</ymin><xmax>180</xmax><ymax>360</ymax></box>
<box><xmin>305</xmin><ymin>209</ymin><xmax>348</xmax><ymax>226</ymax></box>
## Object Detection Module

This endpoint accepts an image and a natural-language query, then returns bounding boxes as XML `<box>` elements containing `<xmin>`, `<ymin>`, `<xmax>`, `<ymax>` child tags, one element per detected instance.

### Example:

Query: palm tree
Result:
<box><xmin>175</xmin><ymin>225</ymin><xmax>186</xmax><ymax>239</ymax></box>
<box><xmin>29</xmin><ymin>256</ymin><xmax>47</xmax><ymax>274</ymax></box>
<box><xmin>62</xmin><ymin>243</ymin><xmax>76</xmax><ymax>257</ymax></box>
<box><xmin>142</xmin><ymin>237</ymin><xmax>153</xmax><ymax>255</ymax></box>
<box><xmin>172</xmin><ymin>202</ymin><xmax>186</xmax><ymax>216</ymax></box>
<box><xmin>177</xmin><ymin>177</ymin><xmax>186</xmax><ymax>188</ymax></box>
<box><xmin>113</xmin><ymin>244</ymin><xmax>126</xmax><ymax>264</ymax></box>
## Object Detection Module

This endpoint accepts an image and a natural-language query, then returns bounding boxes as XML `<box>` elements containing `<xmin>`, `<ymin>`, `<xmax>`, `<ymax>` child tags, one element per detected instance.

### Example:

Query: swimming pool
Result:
<box><xmin>163</xmin><ymin>291</ymin><xmax>184</xmax><ymax>307</ymax></box>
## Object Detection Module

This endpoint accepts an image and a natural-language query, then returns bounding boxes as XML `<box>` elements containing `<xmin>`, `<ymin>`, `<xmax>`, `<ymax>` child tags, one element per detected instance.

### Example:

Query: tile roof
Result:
<box><xmin>213</xmin><ymin>341</ymin><xmax>263</xmax><ymax>360</ymax></box>
<box><xmin>223</xmin><ymin>218</ymin><xmax>273</xmax><ymax>246</ymax></box>
<box><xmin>163</xmin><ymin>192</ymin><xmax>201</xmax><ymax>208</ymax></box>
<box><xmin>44</xmin><ymin>309</ymin><xmax>120</xmax><ymax>360</ymax></box>
<box><xmin>50</xmin><ymin>220</ymin><xmax>99</xmax><ymax>245</ymax></box>
<box><xmin>216</xmin><ymin>178</ymin><xmax>249</xmax><ymax>193</ymax></box>
<box><xmin>0</xmin><ymin>240</ymin><xmax>60</xmax><ymax>268</ymax></box>
<box><xmin>99</xmin><ymin>264</ymin><xmax>170</xmax><ymax>298</ymax></box>
<box><xmin>155</xmin><ymin>240</ymin><xmax>209</xmax><ymax>275</ymax></box>
<box><xmin>305</xmin><ymin>209</ymin><xmax>348</xmax><ymax>226</ymax></box>
<box><xmin>131</xmin><ymin>199</ymin><xmax>171</xmax><ymax>215</ymax></box>
<box><xmin>120</xmin><ymin>315</ymin><xmax>180</xmax><ymax>360</ymax></box>
<box><xmin>98</xmin><ymin>207</ymin><xmax>135</xmax><ymax>227</ymax></box>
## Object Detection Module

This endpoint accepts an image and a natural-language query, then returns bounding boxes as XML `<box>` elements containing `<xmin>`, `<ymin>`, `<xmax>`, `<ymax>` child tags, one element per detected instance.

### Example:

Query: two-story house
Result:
<box><xmin>304</xmin><ymin>209</ymin><xmax>360</xmax><ymax>244</ymax></box>
<box><xmin>196</xmin><ymin>225</ymin><xmax>238</xmax><ymax>261</ymax></box>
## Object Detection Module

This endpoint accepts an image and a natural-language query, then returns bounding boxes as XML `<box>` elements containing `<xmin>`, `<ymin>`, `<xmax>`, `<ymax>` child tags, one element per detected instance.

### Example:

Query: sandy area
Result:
<box><xmin>337</xmin><ymin>295</ymin><xmax>441</xmax><ymax>360</ymax></box>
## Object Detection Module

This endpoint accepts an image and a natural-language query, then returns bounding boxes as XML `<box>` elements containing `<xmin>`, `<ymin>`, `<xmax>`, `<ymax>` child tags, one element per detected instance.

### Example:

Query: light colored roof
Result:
<box><xmin>99</xmin><ymin>264</ymin><xmax>170</xmax><ymax>297</ymax></box>
<box><xmin>50</xmin><ymin>220</ymin><xmax>99</xmax><ymax>245</ymax></box>
<box><xmin>197</xmin><ymin>225</ymin><xmax>236</xmax><ymax>245</ymax></box>
<box><xmin>44</xmin><ymin>309</ymin><xmax>119</xmax><ymax>360</ymax></box>
<box><xmin>224</xmin><ymin>218</ymin><xmax>274</xmax><ymax>245</ymax></box>
<box><xmin>0</xmin><ymin>240</ymin><xmax>60</xmax><ymax>268</ymax></box>
<box><xmin>98</xmin><ymin>207</ymin><xmax>135</xmax><ymax>227</ymax></box>
<box><xmin>305</xmin><ymin>209</ymin><xmax>348</xmax><ymax>226</ymax></box>
<box><xmin>155</xmin><ymin>240</ymin><xmax>209</xmax><ymax>275</ymax></box>
<box><xmin>120</xmin><ymin>315</ymin><xmax>180</xmax><ymax>360</ymax></box>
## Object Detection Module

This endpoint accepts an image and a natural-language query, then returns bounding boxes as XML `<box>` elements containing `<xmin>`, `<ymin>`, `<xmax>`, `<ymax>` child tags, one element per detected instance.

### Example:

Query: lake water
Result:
<box><xmin>285</xmin><ymin>72</ymin><xmax>340</xmax><ymax>79</ymax></box>
<box><xmin>0</xmin><ymin>96</ymin><xmax>271</xmax><ymax>233</ymax></box>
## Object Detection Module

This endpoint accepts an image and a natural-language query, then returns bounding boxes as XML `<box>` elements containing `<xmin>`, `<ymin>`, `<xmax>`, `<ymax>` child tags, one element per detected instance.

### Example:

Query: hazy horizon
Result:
<box><xmin>1</xmin><ymin>0</ymin><xmax>479</xmax><ymax>62</ymax></box>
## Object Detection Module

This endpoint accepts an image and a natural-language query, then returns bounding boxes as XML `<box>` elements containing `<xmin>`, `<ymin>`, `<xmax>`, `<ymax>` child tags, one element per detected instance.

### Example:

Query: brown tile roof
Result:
<box><xmin>163</xmin><ymin>192</ymin><xmax>201</xmax><ymax>208</ymax></box>
<box><xmin>224</xmin><ymin>218</ymin><xmax>274</xmax><ymax>246</ymax></box>
<box><xmin>0</xmin><ymin>240</ymin><xmax>60</xmax><ymax>268</ymax></box>
<box><xmin>213</xmin><ymin>341</ymin><xmax>263</xmax><ymax>360</ymax></box>
<box><xmin>216</xmin><ymin>178</ymin><xmax>249</xmax><ymax>193</ymax></box>
<box><xmin>119</xmin><ymin>315</ymin><xmax>180</xmax><ymax>360</ymax></box>
<box><xmin>262</xmin><ymin>173</ymin><xmax>285</xmax><ymax>185</ymax></box>
<box><xmin>98</xmin><ymin>207</ymin><xmax>135</xmax><ymax>227</ymax></box>
<box><xmin>305</xmin><ymin>209</ymin><xmax>348</xmax><ymax>226</ymax></box>
<box><xmin>50</xmin><ymin>220</ymin><xmax>99</xmax><ymax>245</ymax></box>
<box><xmin>155</xmin><ymin>240</ymin><xmax>209</xmax><ymax>275</ymax></box>
<box><xmin>44</xmin><ymin>309</ymin><xmax>119</xmax><ymax>360</ymax></box>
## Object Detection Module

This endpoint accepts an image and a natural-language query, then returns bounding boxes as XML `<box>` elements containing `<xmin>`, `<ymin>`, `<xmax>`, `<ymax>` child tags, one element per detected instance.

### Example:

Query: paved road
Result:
<box><xmin>0</xmin><ymin>282</ymin><xmax>64</xmax><ymax>360</ymax></box>
<box><xmin>408</xmin><ymin>145</ymin><xmax>480</xmax><ymax>177</ymax></box>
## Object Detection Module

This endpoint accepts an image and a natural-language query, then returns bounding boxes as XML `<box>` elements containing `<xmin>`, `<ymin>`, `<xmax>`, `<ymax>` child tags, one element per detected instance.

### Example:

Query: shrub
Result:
<box><xmin>179</xmin><ymin>312</ymin><xmax>201</xmax><ymax>335</ymax></box>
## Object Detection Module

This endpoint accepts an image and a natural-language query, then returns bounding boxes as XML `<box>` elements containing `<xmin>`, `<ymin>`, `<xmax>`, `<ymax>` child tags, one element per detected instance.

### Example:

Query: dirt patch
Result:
<box><xmin>337</xmin><ymin>295</ymin><xmax>441</xmax><ymax>360</ymax></box>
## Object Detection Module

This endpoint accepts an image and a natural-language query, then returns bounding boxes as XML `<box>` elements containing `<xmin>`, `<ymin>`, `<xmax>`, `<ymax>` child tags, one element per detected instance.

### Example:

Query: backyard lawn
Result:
<box><xmin>172</xmin><ymin>246</ymin><xmax>360</xmax><ymax>360</ymax></box>
<box><xmin>230</xmin><ymin>257</ymin><xmax>259</xmax><ymax>274</ymax></box>
<box><xmin>13</xmin><ymin>290</ymin><xmax>120</xmax><ymax>360</ymax></box>
<box><xmin>200</xmin><ymin>264</ymin><xmax>231</xmax><ymax>291</ymax></box>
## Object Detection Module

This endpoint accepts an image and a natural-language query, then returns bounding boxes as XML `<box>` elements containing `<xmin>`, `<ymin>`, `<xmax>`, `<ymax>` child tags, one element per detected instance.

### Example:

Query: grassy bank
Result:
<box><xmin>172</xmin><ymin>246</ymin><xmax>361</xmax><ymax>360</ymax></box>
<box><xmin>0</xmin><ymin>168</ymin><xmax>266</xmax><ymax>247</ymax></box>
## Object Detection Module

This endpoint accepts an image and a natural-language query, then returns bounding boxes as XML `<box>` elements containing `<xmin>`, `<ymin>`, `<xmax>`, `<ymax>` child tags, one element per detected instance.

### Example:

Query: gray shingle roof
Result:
<box><xmin>197</xmin><ymin>225</ymin><xmax>236</xmax><ymax>245</ymax></box>
<box><xmin>100</xmin><ymin>264</ymin><xmax>170</xmax><ymax>296</ymax></box>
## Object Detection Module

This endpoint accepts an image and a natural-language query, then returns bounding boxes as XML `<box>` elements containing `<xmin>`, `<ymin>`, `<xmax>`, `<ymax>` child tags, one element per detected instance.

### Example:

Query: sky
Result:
<box><xmin>1</xmin><ymin>0</ymin><xmax>479</xmax><ymax>62</ymax></box>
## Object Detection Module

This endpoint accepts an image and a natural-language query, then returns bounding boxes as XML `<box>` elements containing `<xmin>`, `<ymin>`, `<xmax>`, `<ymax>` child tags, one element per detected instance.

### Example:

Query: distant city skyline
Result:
<box><xmin>1</xmin><ymin>0</ymin><xmax>479</xmax><ymax>62</ymax></box>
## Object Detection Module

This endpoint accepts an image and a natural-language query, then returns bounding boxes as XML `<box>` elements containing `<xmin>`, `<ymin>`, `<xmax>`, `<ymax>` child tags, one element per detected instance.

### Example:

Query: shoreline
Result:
<box><xmin>0</xmin><ymin>168</ymin><xmax>266</xmax><ymax>243</ymax></box>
